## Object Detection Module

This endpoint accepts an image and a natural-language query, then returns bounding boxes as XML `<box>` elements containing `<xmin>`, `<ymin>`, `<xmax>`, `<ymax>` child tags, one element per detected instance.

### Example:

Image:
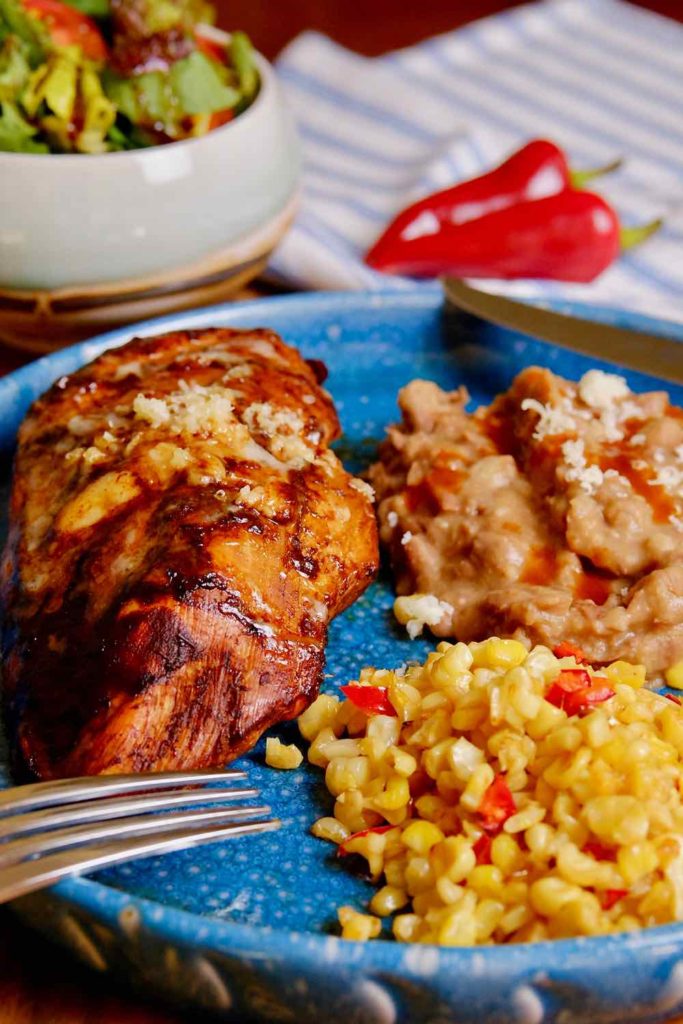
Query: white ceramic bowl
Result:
<box><xmin>0</xmin><ymin>43</ymin><xmax>300</xmax><ymax>292</ymax></box>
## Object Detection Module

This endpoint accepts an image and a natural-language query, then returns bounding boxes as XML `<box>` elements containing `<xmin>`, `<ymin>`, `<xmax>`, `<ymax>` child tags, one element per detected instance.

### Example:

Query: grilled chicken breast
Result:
<box><xmin>1</xmin><ymin>328</ymin><xmax>378</xmax><ymax>779</ymax></box>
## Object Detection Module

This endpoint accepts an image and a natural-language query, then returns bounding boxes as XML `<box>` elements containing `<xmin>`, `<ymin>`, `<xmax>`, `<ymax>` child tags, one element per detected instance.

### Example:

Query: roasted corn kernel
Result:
<box><xmin>300</xmin><ymin>639</ymin><xmax>683</xmax><ymax>946</ymax></box>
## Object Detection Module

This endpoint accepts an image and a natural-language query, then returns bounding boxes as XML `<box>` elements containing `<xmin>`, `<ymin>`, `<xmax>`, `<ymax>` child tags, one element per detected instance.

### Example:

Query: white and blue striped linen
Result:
<box><xmin>269</xmin><ymin>0</ymin><xmax>683</xmax><ymax>322</ymax></box>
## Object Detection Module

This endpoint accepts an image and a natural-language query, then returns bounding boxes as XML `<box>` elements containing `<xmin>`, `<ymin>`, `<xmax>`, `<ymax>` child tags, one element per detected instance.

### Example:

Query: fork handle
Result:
<box><xmin>0</xmin><ymin>818</ymin><xmax>279</xmax><ymax>904</ymax></box>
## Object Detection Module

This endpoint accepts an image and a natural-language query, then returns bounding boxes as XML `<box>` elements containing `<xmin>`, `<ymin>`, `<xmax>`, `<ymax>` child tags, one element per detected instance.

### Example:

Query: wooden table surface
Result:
<box><xmin>2</xmin><ymin>1</ymin><xmax>683</xmax><ymax>1021</ymax></box>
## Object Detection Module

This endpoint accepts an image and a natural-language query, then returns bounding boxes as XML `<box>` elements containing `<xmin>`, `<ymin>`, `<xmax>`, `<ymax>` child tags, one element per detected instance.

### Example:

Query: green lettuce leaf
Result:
<box><xmin>0</xmin><ymin>98</ymin><xmax>47</xmax><ymax>150</ymax></box>
<box><xmin>0</xmin><ymin>34</ymin><xmax>31</xmax><ymax>100</ymax></box>
<box><xmin>230</xmin><ymin>30</ymin><xmax>257</xmax><ymax>102</ymax></box>
<box><xmin>0</xmin><ymin>0</ymin><xmax>46</xmax><ymax>66</ymax></box>
<box><xmin>106</xmin><ymin>117</ymin><xmax>153</xmax><ymax>149</ymax></box>
<box><xmin>103</xmin><ymin>67</ymin><xmax>174</xmax><ymax>125</ymax></box>
<box><xmin>169</xmin><ymin>49</ymin><xmax>238</xmax><ymax>114</ymax></box>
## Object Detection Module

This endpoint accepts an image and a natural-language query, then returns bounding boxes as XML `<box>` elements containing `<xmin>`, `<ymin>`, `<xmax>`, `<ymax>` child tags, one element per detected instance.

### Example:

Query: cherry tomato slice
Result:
<box><xmin>194</xmin><ymin>28</ymin><xmax>227</xmax><ymax>64</ymax></box>
<box><xmin>23</xmin><ymin>0</ymin><xmax>108</xmax><ymax>61</ymax></box>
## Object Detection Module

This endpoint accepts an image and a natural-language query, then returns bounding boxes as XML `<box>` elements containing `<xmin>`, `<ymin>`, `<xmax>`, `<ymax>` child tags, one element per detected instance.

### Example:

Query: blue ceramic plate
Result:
<box><xmin>2</xmin><ymin>291</ymin><xmax>683</xmax><ymax>1024</ymax></box>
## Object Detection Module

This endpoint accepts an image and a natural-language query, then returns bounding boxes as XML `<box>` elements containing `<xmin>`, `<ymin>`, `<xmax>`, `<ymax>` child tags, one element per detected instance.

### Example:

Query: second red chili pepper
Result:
<box><xmin>366</xmin><ymin>189</ymin><xmax>660</xmax><ymax>283</ymax></box>
<box><xmin>365</xmin><ymin>138</ymin><xmax>619</xmax><ymax>269</ymax></box>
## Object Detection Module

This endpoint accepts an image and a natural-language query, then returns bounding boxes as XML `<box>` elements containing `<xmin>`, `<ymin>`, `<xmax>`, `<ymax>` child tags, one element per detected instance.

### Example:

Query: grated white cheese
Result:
<box><xmin>243</xmin><ymin>401</ymin><xmax>314</xmax><ymax>468</ymax></box>
<box><xmin>629</xmin><ymin>433</ymin><xmax>646</xmax><ymax>447</ymax></box>
<box><xmin>244</xmin><ymin>402</ymin><xmax>304</xmax><ymax>437</ymax></box>
<box><xmin>133</xmin><ymin>384</ymin><xmax>237</xmax><ymax>437</ymax></box>
<box><xmin>113</xmin><ymin>360</ymin><xmax>144</xmax><ymax>380</ymax></box>
<box><xmin>237</xmin><ymin>484</ymin><xmax>264</xmax><ymax>506</ymax></box>
<box><xmin>394</xmin><ymin>593</ymin><xmax>454</xmax><ymax>640</ymax></box>
<box><xmin>520</xmin><ymin>398</ymin><xmax>576</xmax><ymax>441</ymax></box>
<box><xmin>350</xmin><ymin>478</ymin><xmax>375</xmax><ymax>501</ymax></box>
<box><xmin>578</xmin><ymin>369</ymin><xmax>631</xmax><ymax>410</ymax></box>
<box><xmin>653</xmin><ymin>464</ymin><xmax>683</xmax><ymax>495</ymax></box>
<box><xmin>387</xmin><ymin>510</ymin><xmax>399</xmax><ymax>528</ymax></box>
<box><xmin>82</xmin><ymin>446</ymin><xmax>107</xmax><ymax>465</ymax></box>
<box><xmin>133</xmin><ymin>394</ymin><xmax>172</xmax><ymax>429</ymax></box>
<box><xmin>577</xmin><ymin>370</ymin><xmax>646</xmax><ymax>443</ymax></box>
<box><xmin>401</xmin><ymin>531</ymin><xmax>413</xmax><ymax>546</ymax></box>
<box><xmin>600</xmin><ymin>407</ymin><xmax>628</xmax><ymax>444</ymax></box>
<box><xmin>561</xmin><ymin>438</ymin><xmax>606</xmax><ymax>495</ymax></box>
<box><xmin>222</xmin><ymin>364</ymin><xmax>253</xmax><ymax>381</ymax></box>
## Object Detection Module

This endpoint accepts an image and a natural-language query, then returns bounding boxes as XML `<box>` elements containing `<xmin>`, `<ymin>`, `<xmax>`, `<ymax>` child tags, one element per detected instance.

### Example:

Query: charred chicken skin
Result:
<box><xmin>1</xmin><ymin>328</ymin><xmax>378</xmax><ymax>779</ymax></box>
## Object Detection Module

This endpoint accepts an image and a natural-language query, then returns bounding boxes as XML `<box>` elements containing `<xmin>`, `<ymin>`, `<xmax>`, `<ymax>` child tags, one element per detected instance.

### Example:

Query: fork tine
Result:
<box><xmin>0</xmin><ymin>786</ymin><xmax>260</xmax><ymax>841</ymax></box>
<box><xmin>0</xmin><ymin>804</ymin><xmax>272</xmax><ymax>869</ymax></box>
<box><xmin>0</xmin><ymin>770</ymin><xmax>246</xmax><ymax>814</ymax></box>
<box><xmin>0</xmin><ymin>818</ymin><xmax>280</xmax><ymax>904</ymax></box>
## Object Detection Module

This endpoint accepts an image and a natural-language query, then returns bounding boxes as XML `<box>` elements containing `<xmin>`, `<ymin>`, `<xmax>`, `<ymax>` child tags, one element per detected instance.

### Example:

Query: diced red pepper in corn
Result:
<box><xmin>602</xmin><ymin>889</ymin><xmax>628</xmax><ymax>910</ymax></box>
<box><xmin>546</xmin><ymin>669</ymin><xmax>615</xmax><ymax>716</ymax></box>
<box><xmin>563</xmin><ymin>684</ymin><xmax>615</xmax><ymax>717</ymax></box>
<box><xmin>553</xmin><ymin>642</ymin><xmax>589</xmax><ymax>664</ymax></box>
<box><xmin>340</xmin><ymin>684</ymin><xmax>397</xmax><ymax>717</ymax></box>
<box><xmin>337</xmin><ymin>824</ymin><xmax>396</xmax><ymax>857</ymax></box>
<box><xmin>549</xmin><ymin>668</ymin><xmax>592</xmax><ymax>692</ymax></box>
<box><xmin>666</xmin><ymin>694</ymin><xmax>682</xmax><ymax>706</ymax></box>
<box><xmin>583</xmin><ymin>841</ymin><xmax>617</xmax><ymax>861</ymax></box>
<box><xmin>473</xmin><ymin>833</ymin><xmax>492</xmax><ymax>864</ymax></box>
<box><xmin>477</xmin><ymin>774</ymin><xmax>516</xmax><ymax>834</ymax></box>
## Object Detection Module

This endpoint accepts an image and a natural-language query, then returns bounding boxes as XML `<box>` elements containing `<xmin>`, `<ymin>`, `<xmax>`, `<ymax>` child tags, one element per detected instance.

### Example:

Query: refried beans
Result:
<box><xmin>369</xmin><ymin>367</ymin><xmax>683</xmax><ymax>676</ymax></box>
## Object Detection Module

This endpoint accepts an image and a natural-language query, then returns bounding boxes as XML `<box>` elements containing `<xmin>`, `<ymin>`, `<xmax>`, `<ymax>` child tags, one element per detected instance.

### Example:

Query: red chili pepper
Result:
<box><xmin>477</xmin><ymin>774</ymin><xmax>516</xmax><ymax>834</ymax></box>
<box><xmin>583</xmin><ymin>841</ymin><xmax>617</xmax><ymax>861</ymax></box>
<box><xmin>340</xmin><ymin>684</ymin><xmax>397</xmax><ymax>717</ymax></box>
<box><xmin>473</xmin><ymin>833</ymin><xmax>492</xmax><ymax>864</ymax></box>
<box><xmin>365</xmin><ymin>139</ymin><xmax>620</xmax><ymax>269</ymax></box>
<box><xmin>666</xmin><ymin>694</ymin><xmax>682</xmax><ymax>706</ymax></box>
<box><xmin>337</xmin><ymin>824</ymin><xmax>396</xmax><ymax>856</ymax></box>
<box><xmin>546</xmin><ymin>669</ymin><xmax>615</xmax><ymax>716</ymax></box>
<box><xmin>366</xmin><ymin>189</ymin><xmax>661</xmax><ymax>283</ymax></box>
<box><xmin>553</xmin><ymin>642</ymin><xmax>590</xmax><ymax>664</ymax></box>
<box><xmin>602</xmin><ymin>889</ymin><xmax>628</xmax><ymax>911</ymax></box>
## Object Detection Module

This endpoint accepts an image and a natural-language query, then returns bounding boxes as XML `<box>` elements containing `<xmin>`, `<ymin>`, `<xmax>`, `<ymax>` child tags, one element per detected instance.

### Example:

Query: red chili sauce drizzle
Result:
<box><xmin>404</xmin><ymin>455</ymin><xmax>464</xmax><ymax>514</ymax></box>
<box><xmin>599</xmin><ymin>452</ymin><xmax>675</xmax><ymax>524</ymax></box>
<box><xmin>520</xmin><ymin>548</ymin><xmax>613</xmax><ymax>606</ymax></box>
<box><xmin>520</xmin><ymin>547</ymin><xmax>559</xmax><ymax>585</ymax></box>
<box><xmin>575</xmin><ymin>570</ymin><xmax>612</xmax><ymax>606</ymax></box>
<box><xmin>480</xmin><ymin>410</ymin><xmax>516</xmax><ymax>456</ymax></box>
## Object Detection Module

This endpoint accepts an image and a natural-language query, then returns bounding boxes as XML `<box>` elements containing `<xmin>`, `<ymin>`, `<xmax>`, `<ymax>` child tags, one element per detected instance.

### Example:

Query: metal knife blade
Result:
<box><xmin>442</xmin><ymin>277</ymin><xmax>683</xmax><ymax>386</ymax></box>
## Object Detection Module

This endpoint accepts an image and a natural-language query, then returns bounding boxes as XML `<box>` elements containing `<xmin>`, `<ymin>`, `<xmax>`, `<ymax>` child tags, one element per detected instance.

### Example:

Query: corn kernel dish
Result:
<box><xmin>299</xmin><ymin>637</ymin><xmax>683</xmax><ymax>945</ymax></box>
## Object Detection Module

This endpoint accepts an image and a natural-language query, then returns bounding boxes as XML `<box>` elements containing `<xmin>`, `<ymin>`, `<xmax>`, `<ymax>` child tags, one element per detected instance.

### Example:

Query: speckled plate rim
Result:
<box><xmin>3</xmin><ymin>287</ymin><xmax>683</xmax><ymax>979</ymax></box>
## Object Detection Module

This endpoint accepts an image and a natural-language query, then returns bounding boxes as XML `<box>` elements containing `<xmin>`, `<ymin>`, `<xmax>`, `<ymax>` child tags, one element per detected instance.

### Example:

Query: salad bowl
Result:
<box><xmin>0</xmin><ymin>38</ymin><xmax>300</xmax><ymax>352</ymax></box>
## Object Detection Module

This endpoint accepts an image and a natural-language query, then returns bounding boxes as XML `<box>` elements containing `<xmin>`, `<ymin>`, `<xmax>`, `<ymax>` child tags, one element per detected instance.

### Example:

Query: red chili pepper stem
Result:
<box><xmin>620</xmin><ymin>218</ymin><xmax>663</xmax><ymax>251</ymax></box>
<box><xmin>569</xmin><ymin>156</ymin><xmax>623</xmax><ymax>189</ymax></box>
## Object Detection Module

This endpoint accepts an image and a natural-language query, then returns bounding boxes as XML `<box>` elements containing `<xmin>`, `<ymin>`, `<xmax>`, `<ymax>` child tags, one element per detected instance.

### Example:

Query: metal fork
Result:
<box><xmin>0</xmin><ymin>769</ymin><xmax>279</xmax><ymax>904</ymax></box>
